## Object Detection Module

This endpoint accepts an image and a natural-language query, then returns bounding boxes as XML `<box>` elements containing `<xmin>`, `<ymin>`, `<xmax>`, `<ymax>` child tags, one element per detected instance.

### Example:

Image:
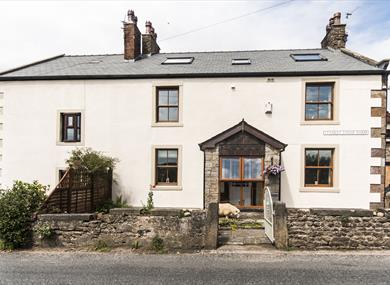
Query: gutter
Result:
<box><xmin>0</xmin><ymin>70</ymin><xmax>385</xmax><ymax>81</ymax></box>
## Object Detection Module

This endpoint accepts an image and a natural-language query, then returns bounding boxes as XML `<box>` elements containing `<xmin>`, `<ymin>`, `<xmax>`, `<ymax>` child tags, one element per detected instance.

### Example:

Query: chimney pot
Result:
<box><xmin>333</xmin><ymin>12</ymin><xmax>341</xmax><ymax>25</ymax></box>
<box><xmin>127</xmin><ymin>10</ymin><xmax>137</xmax><ymax>24</ymax></box>
<box><xmin>145</xmin><ymin>21</ymin><xmax>152</xmax><ymax>34</ymax></box>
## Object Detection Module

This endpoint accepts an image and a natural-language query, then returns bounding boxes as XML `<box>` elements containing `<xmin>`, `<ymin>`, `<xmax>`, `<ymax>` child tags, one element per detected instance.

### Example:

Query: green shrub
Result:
<box><xmin>94</xmin><ymin>239</ymin><xmax>111</xmax><ymax>252</ymax></box>
<box><xmin>0</xmin><ymin>239</ymin><xmax>13</xmax><ymax>251</ymax></box>
<box><xmin>96</xmin><ymin>195</ymin><xmax>129</xmax><ymax>213</ymax></box>
<box><xmin>151</xmin><ymin>235</ymin><xmax>164</xmax><ymax>252</ymax></box>
<box><xmin>66</xmin><ymin>148</ymin><xmax>119</xmax><ymax>174</ymax></box>
<box><xmin>131</xmin><ymin>240</ymin><xmax>141</xmax><ymax>249</ymax></box>
<box><xmin>0</xmin><ymin>181</ymin><xmax>47</xmax><ymax>249</ymax></box>
<box><xmin>35</xmin><ymin>223</ymin><xmax>55</xmax><ymax>240</ymax></box>
<box><xmin>140</xmin><ymin>191</ymin><xmax>154</xmax><ymax>214</ymax></box>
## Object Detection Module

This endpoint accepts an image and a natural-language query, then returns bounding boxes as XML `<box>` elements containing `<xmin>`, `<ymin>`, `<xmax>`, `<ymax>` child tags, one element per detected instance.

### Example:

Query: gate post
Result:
<box><xmin>273</xmin><ymin>201</ymin><xmax>288</xmax><ymax>250</ymax></box>
<box><xmin>204</xmin><ymin>202</ymin><xmax>219</xmax><ymax>249</ymax></box>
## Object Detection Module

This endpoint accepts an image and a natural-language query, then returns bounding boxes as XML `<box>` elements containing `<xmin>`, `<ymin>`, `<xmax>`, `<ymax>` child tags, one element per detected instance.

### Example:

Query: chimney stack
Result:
<box><xmin>321</xmin><ymin>12</ymin><xmax>348</xmax><ymax>49</ymax></box>
<box><xmin>123</xmin><ymin>10</ymin><xmax>141</xmax><ymax>60</ymax></box>
<box><xmin>142</xmin><ymin>21</ymin><xmax>160</xmax><ymax>55</ymax></box>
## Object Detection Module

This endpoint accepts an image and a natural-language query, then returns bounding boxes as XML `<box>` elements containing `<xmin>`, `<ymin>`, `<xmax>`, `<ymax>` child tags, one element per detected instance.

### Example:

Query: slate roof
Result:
<box><xmin>0</xmin><ymin>48</ymin><xmax>385</xmax><ymax>80</ymax></box>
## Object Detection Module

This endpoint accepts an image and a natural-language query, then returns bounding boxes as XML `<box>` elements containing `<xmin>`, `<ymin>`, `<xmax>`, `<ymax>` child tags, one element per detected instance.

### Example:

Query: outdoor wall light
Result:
<box><xmin>265</xmin><ymin>102</ymin><xmax>273</xmax><ymax>114</ymax></box>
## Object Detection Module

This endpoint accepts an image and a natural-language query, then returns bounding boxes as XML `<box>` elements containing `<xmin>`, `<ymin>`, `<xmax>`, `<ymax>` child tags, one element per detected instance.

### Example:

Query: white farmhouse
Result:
<box><xmin>0</xmin><ymin>11</ymin><xmax>388</xmax><ymax>210</ymax></box>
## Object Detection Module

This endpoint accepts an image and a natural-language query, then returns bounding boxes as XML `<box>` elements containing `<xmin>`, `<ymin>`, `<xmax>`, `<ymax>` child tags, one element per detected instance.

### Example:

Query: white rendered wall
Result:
<box><xmin>0</xmin><ymin>75</ymin><xmax>382</xmax><ymax>209</ymax></box>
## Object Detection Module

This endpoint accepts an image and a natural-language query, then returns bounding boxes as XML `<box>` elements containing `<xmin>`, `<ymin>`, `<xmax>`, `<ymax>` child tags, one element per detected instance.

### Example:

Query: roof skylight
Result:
<box><xmin>232</xmin><ymin>58</ymin><xmax>251</xmax><ymax>65</ymax></box>
<box><xmin>291</xmin><ymin>54</ymin><xmax>326</xmax><ymax>62</ymax></box>
<box><xmin>162</xmin><ymin>57</ymin><xmax>194</xmax><ymax>65</ymax></box>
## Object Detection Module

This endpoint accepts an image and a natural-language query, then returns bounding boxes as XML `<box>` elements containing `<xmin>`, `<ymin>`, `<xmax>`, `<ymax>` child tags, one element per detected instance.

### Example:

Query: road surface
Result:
<box><xmin>1</xmin><ymin>249</ymin><xmax>390</xmax><ymax>284</ymax></box>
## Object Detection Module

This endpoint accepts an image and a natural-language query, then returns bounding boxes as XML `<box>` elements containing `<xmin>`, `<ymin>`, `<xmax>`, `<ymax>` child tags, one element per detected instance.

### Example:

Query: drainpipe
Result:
<box><xmin>382</xmin><ymin>67</ymin><xmax>389</xmax><ymax>208</ymax></box>
<box><xmin>203</xmin><ymin>151</ymin><xmax>206</xmax><ymax>210</ymax></box>
<box><xmin>279</xmin><ymin>146</ymin><xmax>287</xmax><ymax>202</ymax></box>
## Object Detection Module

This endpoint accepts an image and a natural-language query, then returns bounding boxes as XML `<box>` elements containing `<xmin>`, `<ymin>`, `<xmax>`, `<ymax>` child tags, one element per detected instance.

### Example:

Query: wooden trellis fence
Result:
<box><xmin>39</xmin><ymin>168</ymin><xmax>113</xmax><ymax>214</ymax></box>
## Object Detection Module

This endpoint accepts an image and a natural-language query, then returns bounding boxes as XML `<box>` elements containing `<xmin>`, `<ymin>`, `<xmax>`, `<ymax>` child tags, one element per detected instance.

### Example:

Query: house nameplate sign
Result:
<box><xmin>323</xmin><ymin>130</ymin><xmax>369</xmax><ymax>136</ymax></box>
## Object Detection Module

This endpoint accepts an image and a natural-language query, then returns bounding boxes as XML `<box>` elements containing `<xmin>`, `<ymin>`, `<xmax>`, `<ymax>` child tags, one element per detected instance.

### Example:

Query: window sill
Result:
<box><xmin>299</xmin><ymin>187</ymin><xmax>340</xmax><ymax>193</ymax></box>
<box><xmin>56</xmin><ymin>141</ymin><xmax>84</xmax><ymax>146</ymax></box>
<box><xmin>151</xmin><ymin>185</ymin><xmax>183</xmax><ymax>191</ymax></box>
<box><xmin>300</xmin><ymin>120</ymin><xmax>340</xmax><ymax>126</ymax></box>
<box><xmin>152</xmin><ymin>122</ymin><xmax>183</xmax><ymax>128</ymax></box>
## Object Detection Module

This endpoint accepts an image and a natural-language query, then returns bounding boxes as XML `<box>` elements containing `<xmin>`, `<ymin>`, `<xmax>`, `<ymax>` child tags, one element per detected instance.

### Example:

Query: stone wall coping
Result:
<box><xmin>287</xmin><ymin>208</ymin><xmax>373</xmax><ymax>217</ymax></box>
<box><xmin>109</xmin><ymin>207</ymin><xmax>204</xmax><ymax>216</ymax></box>
<box><xmin>37</xmin><ymin>213</ymin><xmax>97</xmax><ymax>222</ymax></box>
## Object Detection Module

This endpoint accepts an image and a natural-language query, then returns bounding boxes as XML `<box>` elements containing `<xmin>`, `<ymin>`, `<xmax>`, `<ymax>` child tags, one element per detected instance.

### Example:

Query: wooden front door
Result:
<box><xmin>219</xmin><ymin>156</ymin><xmax>264</xmax><ymax>208</ymax></box>
<box><xmin>220</xmin><ymin>181</ymin><xmax>264</xmax><ymax>208</ymax></box>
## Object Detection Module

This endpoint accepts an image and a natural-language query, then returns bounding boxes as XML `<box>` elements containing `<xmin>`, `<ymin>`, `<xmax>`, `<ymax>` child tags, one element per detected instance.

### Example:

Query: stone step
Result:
<box><xmin>219</xmin><ymin>218</ymin><xmax>264</xmax><ymax>230</ymax></box>
<box><xmin>218</xmin><ymin>229</ymin><xmax>271</xmax><ymax>246</ymax></box>
<box><xmin>238</xmin><ymin>211</ymin><xmax>264</xmax><ymax>220</ymax></box>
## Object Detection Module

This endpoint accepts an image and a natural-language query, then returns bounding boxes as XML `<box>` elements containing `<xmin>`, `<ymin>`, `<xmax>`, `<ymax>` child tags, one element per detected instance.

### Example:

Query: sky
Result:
<box><xmin>0</xmin><ymin>0</ymin><xmax>389</xmax><ymax>72</ymax></box>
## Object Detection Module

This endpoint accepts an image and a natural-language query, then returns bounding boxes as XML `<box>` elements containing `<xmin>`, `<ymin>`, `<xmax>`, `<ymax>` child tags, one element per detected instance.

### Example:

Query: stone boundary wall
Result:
<box><xmin>33</xmin><ymin>208</ymin><xmax>208</xmax><ymax>251</ymax></box>
<box><xmin>286</xmin><ymin>208</ymin><xmax>390</xmax><ymax>250</ymax></box>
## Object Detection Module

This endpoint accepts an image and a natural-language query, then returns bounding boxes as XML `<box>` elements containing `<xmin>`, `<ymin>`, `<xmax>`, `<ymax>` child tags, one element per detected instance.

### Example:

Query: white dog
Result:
<box><xmin>219</xmin><ymin>203</ymin><xmax>240</xmax><ymax>218</ymax></box>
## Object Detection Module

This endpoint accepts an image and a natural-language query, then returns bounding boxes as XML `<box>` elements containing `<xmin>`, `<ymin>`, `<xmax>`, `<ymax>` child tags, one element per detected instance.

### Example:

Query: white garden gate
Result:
<box><xmin>264</xmin><ymin>186</ymin><xmax>274</xmax><ymax>243</ymax></box>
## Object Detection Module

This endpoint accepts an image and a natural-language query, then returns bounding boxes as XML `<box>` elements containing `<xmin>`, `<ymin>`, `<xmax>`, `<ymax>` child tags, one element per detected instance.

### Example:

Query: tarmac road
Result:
<box><xmin>1</xmin><ymin>249</ymin><xmax>390</xmax><ymax>284</ymax></box>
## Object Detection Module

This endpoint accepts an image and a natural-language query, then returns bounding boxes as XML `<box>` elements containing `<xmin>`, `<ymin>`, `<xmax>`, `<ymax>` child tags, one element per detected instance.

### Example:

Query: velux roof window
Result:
<box><xmin>232</xmin><ymin>59</ymin><xmax>251</xmax><ymax>65</ymax></box>
<box><xmin>162</xmin><ymin>57</ymin><xmax>194</xmax><ymax>65</ymax></box>
<box><xmin>291</xmin><ymin>54</ymin><xmax>326</xmax><ymax>62</ymax></box>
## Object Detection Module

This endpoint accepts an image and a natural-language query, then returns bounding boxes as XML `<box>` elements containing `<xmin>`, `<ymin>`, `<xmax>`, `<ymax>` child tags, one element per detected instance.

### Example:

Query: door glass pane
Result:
<box><xmin>221</xmin><ymin>158</ymin><xmax>240</xmax><ymax>179</ymax></box>
<box><xmin>158</xmin><ymin>107</ymin><xmax>169</xmax><ymax>121</ymax></box>
<box><xmin>229</xmin><ymin>183</ymin><xmax>241</xmax><ymax>206</ymax></box>
<box><xmin>242</xmin><ymin>186</ymin><xmax>251</xmax><ymax>206</ymax></box>
<box><xmin>157</xmin><ymin>150</ymin><xmax>168</xmax><ymax>165</ymax></box>
<box><xmin>244</xmin><ymin>158</ymin><xmax>262</xmax><ymax>179</ymax></box>
<box><xmin>318</xmin><ymin>104</ymin><xmax>331</xmax><ymax>119</ymax></box>
<box><xmin>306</xmin><ymin>86</ymin><xmax>318</xmax><ymax>102</ymax></box>
<box><xmin>305</xmin><ymin>150</ymin><xmax>318</xmax><ymax>166</ymax></box>
<box><xmin>319</xmin><ymin>150</ymin><xmax>332</xmax><ymax>166</ymax></box>
<box><xmin>305</xmin><ymin>169</ymin><xmax>317</xmax><ymax>185</ymax></box>
<box><xmin>305</xmin><ymin>104</ymin><xmax>317</xmax><ymax>120</ymax></box>
<box><xmin>66</xmin><ymin>129</ymin><xmax>74</xmax><ymax>141</ymax></box>
<box><xmin>168</xmin><ymin>107</ymin><xmax>178</xmax><ymax>121</ymax></box>
<box><xmin>231</xmin><ymin>159</ymin><xmax>240</xmax><ymax>179</ymax></box>
<box><xmin>318</xmin><ymin>169</ymin><xmax>331</xmax><ymax>185</ymax></box>
<box><xmin>76</xmin><ymin>115</ymin><xmax>81</xmax><ymax>127</ymax></box>
<box><xmin>319</xmin><ymin>86</ymin><xmax>332</xmax><ymax>102</ymax></box>
<box><xmin>158</xmin><ymin>90</ymin><xmax>169</xmax><ymax>105</ymax></box>
<box><xmin>169</xmin><ymin>90</ymin><xmax>178</xmax><ymax>105</ymax></box>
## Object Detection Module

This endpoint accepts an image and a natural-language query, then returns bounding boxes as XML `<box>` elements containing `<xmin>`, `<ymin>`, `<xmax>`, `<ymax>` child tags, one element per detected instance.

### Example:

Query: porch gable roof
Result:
<box><xmin>199</xmin><ymin>120</ymin><xmax>287</xmax><ymax>151</ymax></box>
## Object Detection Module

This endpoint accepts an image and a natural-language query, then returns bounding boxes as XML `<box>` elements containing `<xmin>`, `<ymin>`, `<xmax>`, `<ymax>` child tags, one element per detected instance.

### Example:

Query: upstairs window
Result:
<box><xmin>305</xmin><ymin>83</ymin><xmax>334</xmax><ymax>121</ymax></box>
<box><xmin>156</xmin><ymin>87</ymin><xmax>179</xmax><ymax>122</ymax></box>
<box><xmin>232</xmin><ymin>59</ymin><xmax>251</xmax><ymax>65</ymax></box>
<box><xmin>291</xmin><ymin>54</ymin><xmax>325</xmax><ymax>61</ymax></box>
<box><xmin>162</xmin><ymin>57</ymin><xmax>194</xmax><ymax>64</ymax></box>
<box><xmin>61</xmin><ymin>113</ymin><xmax>81</xmax><ymax>142</ymax></box>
